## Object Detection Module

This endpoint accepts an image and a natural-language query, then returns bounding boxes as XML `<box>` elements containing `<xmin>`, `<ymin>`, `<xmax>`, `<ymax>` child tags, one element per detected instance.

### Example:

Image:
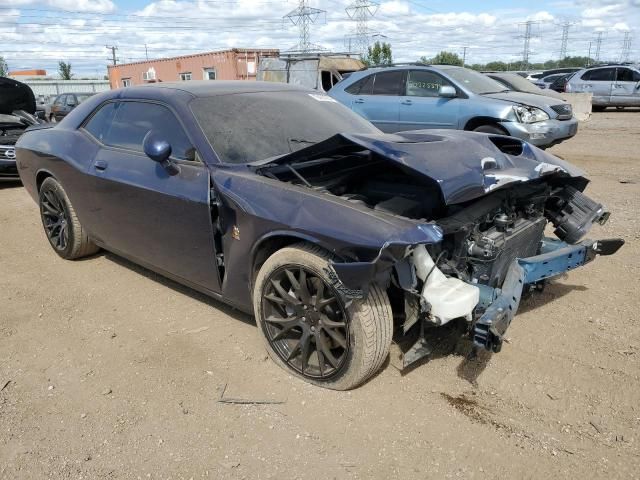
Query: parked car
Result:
<box><xmin>566</xmin><ymin>65</ymin><xmax>640</xmax><ymax>111</ymax></box>
<box><xmin>533</xmin><ymin>73</ymin><xmax>568</xmax><ymax>89</ymax></box>
<box><xmin>0</xmin><ymin>76</ymin><xmax>41</xmax><ymax>180</ymax></box>
<box><xmin>485</xmin><ymin>72</ymin><xmax>565</xmax><ymax>99</ymax></box>
<box><xmin>526</xmin><ymin>67</ymin><xmax>581</xmax><ymax>81</ymax></box>
<box><xmin>16</xmin><ymin>81</ymin><xmax>622</xmax><ymax>389</ymax></box>
<box><xmin>329</xmin><ymin>65</ymin><xmax>577</xmax><ymax>148</ymax></box>
<box><xmin>49</xmin><ymin>92</ymin><xmax>95</xmax><ymax>121</ymax></box>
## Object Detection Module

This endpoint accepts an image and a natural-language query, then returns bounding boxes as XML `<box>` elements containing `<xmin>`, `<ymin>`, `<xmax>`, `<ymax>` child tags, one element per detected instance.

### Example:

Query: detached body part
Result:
<box><xmin>15</xmin><ymin>82</ymin><xmax>623</xmax><ymax>390</ymax></box>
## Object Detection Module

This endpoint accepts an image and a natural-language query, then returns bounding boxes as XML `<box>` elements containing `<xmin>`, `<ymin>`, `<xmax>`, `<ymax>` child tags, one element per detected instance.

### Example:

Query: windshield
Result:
<box><xmin>493</xmin><ymin>74</ymin><xmax>544</xmax><ymax>94</ymax></box>
<box><xmin>76</xmin><ymin>94</ymin><xmax>93</xmax><ymax>104</ymax></box>
<box><xmin>443</xmin><ymin>67</ymin><xmax>509</xmax><ymax>94</ymax></box>
<box><xmin>191</xmin><ymin>91</ymin><xmax>380</xmax><ymax>163</ymax></box>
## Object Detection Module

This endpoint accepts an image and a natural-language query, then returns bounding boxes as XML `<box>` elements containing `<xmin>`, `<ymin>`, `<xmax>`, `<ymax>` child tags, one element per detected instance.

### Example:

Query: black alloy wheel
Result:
<box><xmin>261</xmin><ymin>265</ymin><xmax>349</xmax><ymax>379</ymax></box>
<box><xmin>40</xmin><ymin>187</ymin><xmax>69</xmax><ymax>251</ymax></box>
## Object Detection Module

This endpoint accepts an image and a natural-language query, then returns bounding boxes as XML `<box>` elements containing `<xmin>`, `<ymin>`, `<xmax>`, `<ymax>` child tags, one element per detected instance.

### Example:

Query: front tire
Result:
<box><xmin>253</xmin><ymin>244</ymin><xmax>393</xmax><ymax>390</ymax></box>
<box><xmin>39</xmin><ymin>177</ymin><xmax>100</xmax><ymax>260</ymax></box>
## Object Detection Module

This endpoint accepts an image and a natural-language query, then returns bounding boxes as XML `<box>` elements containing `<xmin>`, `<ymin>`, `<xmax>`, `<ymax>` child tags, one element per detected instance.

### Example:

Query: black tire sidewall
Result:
<box><xmin>39</xmin><ymin>178</ymin><xmax>76</xmax><ymax>259</ymax></box>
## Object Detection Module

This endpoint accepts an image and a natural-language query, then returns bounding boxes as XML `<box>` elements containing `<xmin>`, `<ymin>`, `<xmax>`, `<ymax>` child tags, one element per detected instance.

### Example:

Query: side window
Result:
<box><xmin>54</xmin><ymin>95</ymin><xmax>66</xmax><ymax>106</ymax></box>
<box><xmin>583</xmin><ymin>68</ymin><xmax>615</xmax><ymax>81</ymax></box>
<box><xmin>345</xmin><ymin>75</ymin><xmax>374</xmax><ymax>95</ymax></box>
<box><xmin>83</xmin><ymin>102</ymin><xmax>118</xmax><ymax>144</ymax></box>
<box><xmin>65</xmin><ymin>95</ymin><xmax>77</xmax><ymax>107</ymax></box>
<box><xmin>616</xmin><ymin>68</ymin><xmax>640</xmax><ymax>82</ymax></box>
<box><xmin>106</xmin><ymin>102</ymin><xmax>194</xmax><ymax>160</ymax></box>
<box><xmin>406</xmin><ymin>70</ymin><xmax>452</xmax><ymax>97</ymax></box>
<box><xmin>372</xmin><ymin>71</ymin><xmax>404</xmax><ymax>95</ymax></box>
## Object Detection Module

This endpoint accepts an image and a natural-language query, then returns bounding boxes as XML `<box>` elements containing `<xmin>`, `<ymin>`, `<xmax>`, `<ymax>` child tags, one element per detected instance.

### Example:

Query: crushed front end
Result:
<box><xmin>397</xmin><ymin>180</ymin><xmax>623</xmax><ymax>365</ymax></box>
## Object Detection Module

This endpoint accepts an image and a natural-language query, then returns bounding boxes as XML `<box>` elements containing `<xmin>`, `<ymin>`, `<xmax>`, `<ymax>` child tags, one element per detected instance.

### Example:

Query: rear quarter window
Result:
<box><xmin>83</xmin><ymin>102</ymin><xmax>117</xmax><ymax>144</ymax></box>
<box><xmin>581</xmin><ymin>68</ymin><xmax>615</xmax><ymax>81</ymax></box>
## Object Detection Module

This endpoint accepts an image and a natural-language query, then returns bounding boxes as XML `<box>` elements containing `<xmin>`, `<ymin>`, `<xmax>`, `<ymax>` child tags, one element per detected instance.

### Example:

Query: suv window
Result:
<box><xmin>616</xmin><ymin>68</ymin><xmax>640</xmax><ymax>82</ymax></box>
<box><xmin>54</xmin><ymin>95</ymin><xmax>65</xmax><ymax>106</ymax></box>
<box><xmin>84</xmin><ymin>101</ymin><xmax>193</xmax><ymax>160</ymax></box>
<box><xmin>372</xmin><ymin>71</ymin><xmax>404</xmax><ymax>95</ymax></box>
<box><xmin>406</xmin><ymin>70</ymin><xmax>452</xmax><ymax>97</ymax></box>
<box><xmin>65</xmin><ymin>95</ymin><xmax>77</xmax><ymax>107</ymax></box>
<box><xmin>345</xmin><ymin>74</ymin><xmax>374</xmax><ymax>95</ymax></box>
<box><xmin>582</xmin><ymin>68</ymin><xmax>615</xmax><ymax>81</ymax></box>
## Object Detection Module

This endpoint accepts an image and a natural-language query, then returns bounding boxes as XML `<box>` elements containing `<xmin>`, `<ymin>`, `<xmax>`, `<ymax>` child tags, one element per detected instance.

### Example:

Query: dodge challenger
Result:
<box><xmin>16</xmin><ymin>81</ymin><xmax>623</xmax><ymax>390</ymax></box>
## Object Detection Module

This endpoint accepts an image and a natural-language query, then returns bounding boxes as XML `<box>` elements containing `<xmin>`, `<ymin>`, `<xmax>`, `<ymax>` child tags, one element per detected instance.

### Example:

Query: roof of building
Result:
<box><xmin>108</xmin><ymin>48</ymin><xmax>280</xmax><ymax>69</ymax></box>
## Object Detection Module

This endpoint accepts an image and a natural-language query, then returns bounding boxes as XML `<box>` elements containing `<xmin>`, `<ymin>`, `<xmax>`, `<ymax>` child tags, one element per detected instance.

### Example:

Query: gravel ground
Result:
<box><xmin>1</xmin><ymin>111</ymin><xmax>639</xmax><ymax>479</ymax></box>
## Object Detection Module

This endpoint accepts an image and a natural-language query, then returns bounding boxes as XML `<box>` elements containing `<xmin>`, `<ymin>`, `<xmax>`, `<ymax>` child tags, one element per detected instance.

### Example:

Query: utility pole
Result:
<box><xmin>559</xmin><ymin>21</ymin><xmax>575</xmax><ymax>59</ymax></box>
<box><xmin>594</xmin><ymin>31</ymin><xmax>603</xmax><ymax>64</ymax></box>
<box><xmin>587</xmin><ymin>41</ymin><xmax>592</xmax><ymax>66</ymax></box>
<box><xmin>145</xmin><ymin>44</ymin><xmax>149</xmax><ymax>61</ymax></box>
<box><xmin>284</xmin><ymin>0</ymin><xmax>326</xmax><ymax>52</ymax></box>
<box><xmin>105</xmin><ymin>45</ymin><xmax>118</xmax><ymax>66</ymax></box>
<box><xmin>621</xmin><ymin>31</ymin><xmax>632</xmax><ymax>63</ymax></box>
<box><xmin>345</xmin><ymin>0</ymin><xmax>379</xmax><ymax>55</ymax></box>
<box><xmin>461</xmin><ymin>46</ymin><xmax>468</xmax><ymax>67</ymax></box>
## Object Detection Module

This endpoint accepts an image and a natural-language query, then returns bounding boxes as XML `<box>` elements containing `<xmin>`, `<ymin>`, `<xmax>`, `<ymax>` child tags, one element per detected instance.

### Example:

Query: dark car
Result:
<box><xmin>485</xmin><ymin>72</ymin><xmax>566</xmax><ymax>100</ymax></box>
<box><xmin>0</xmin><ymin>76</ymin><xmax>40</xmax><ymax>180</ymax></box>
<box><xmin>16</xmin><ymin>81</ymin><xmax>623</xmax><ymax>389</ymax></box>
<box><xmin>49</xmin><ymin>92</ymin><xmax>94</xmax><ymax>122</ymax></box>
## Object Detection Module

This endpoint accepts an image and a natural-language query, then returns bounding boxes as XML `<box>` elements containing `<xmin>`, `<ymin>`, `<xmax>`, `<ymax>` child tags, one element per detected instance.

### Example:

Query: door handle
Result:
<box><xmin>354</xmin><ymin>98</ymin><xmax>365</xmax><ymax>104</ymax></box>
<box><xmin>94</xmin><ymin>160</ymin><xmax>108</xmax><ymax>171</ymax></box>
<box><xmin>401</xmin><ymin>100</ymin><xmax>412</xmax><ymax>105</ymax></box>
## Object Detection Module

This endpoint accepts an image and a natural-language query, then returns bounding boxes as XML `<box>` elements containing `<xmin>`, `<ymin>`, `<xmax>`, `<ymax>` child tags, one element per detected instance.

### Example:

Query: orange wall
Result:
<box><xmin>107</xmin><ymin>49</ymin><xmax>278</xmax><ymax>89</ymax></box>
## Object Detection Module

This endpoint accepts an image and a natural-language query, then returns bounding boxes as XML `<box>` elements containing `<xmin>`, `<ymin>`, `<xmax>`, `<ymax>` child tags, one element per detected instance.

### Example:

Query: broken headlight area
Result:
<box><xmin>388</xmin><ymin>183</ymin><xmax>623</xmax><ymax>368</ymax></box>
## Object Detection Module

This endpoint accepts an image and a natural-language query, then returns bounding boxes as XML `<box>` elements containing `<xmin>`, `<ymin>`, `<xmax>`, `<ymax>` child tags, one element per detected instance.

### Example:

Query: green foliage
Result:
<box><xmin>0</xmin><ymin>56</ymin><xmax>8</xmax><ymax>77</ymax></box>
<box><xmin>363</xmin><ymin>41</ymin><xmax>393</xmax><ymax>66</ymax></box>
<box><xmin>58</xmin><ymin>61</ymin><xmax>73</xmax><ymax>80</ymax></box>
<box><xmin>423</xmin><ymin>51</ymin><xmax>463</xmax><ymax>66</ymax></box>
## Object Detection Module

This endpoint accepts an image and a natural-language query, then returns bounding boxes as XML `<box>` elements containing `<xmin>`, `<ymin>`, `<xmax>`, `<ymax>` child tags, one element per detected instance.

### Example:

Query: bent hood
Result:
<box><xmin>483</xmin><ymin>91</ymin><xmax>566</xmax><ymax>111</ymax></box>
<box><xmin>0</xmin><ymin>77</ymin><xmax>36</xmax><ymax>115</ymax></box>
<box><xmin>264</xmin><ymin>129</ymin><xmax>586</xmax><ymax>205</ymax></box>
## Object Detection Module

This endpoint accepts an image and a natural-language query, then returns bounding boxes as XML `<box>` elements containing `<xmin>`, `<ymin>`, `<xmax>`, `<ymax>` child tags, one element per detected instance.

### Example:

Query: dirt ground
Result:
<box><xmin>1</xmin><ymin>111</ymin><xmax>639</xmax><ymax>479</ymax></box>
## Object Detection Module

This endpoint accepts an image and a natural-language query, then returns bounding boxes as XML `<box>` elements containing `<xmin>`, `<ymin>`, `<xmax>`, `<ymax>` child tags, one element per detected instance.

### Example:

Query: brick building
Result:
<box><xmin>107</xmin><ymin>48</ymin><xmax>279</xmax><ymax>89</ymax></box>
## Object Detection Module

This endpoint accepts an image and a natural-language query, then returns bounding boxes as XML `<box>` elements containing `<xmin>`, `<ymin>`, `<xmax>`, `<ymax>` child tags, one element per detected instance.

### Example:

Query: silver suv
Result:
<box><xmin>566</xmin><ymin>65</ymin><xmax>640</xmax><ymax>111</ymax></box>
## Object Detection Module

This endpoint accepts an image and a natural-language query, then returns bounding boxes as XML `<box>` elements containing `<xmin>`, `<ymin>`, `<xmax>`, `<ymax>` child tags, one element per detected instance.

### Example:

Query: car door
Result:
<box><xmin>62</xmin><ymin>94</ymin><xmax>77</xmax><ymax>118</ymax></box>
<box><xmin>612</xmin><ymin>68</ymin><xmax>640</xmax><ymax>106</ymax></box>
<box><xmin>347</xmin><ymin>71</ymin><xmax>404</xmax><ymax>132</ymax></box>
<box><xmin>398</xmin><ymin>69</ymin><xmax>460</xmax><ymax>130</ymax></box>
<box><xmin>81</xmin><ymin>100</ymin><xmax>221</xmax><ymax>292</ymax></box>
<box><xmin>580</xmin><ymin>68</ymin><xmax>616</xmax><ymax>104</ymax></box>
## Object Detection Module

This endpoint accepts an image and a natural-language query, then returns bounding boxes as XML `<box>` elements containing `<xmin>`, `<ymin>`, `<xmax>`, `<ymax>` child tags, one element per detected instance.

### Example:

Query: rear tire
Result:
<box><xmin>473</xmin><ymin>124</ymin><xmax>507</xmax><ymax>135</ymax></box>
<box><xmin>253</xmin><ymin>244</ymin><xmax>393</xmax><ymax>390</ymax></box>
<box><xmin>39</xmin><ymin>177</ymin><xmax>100</xmax><ymax>260</ymax></box>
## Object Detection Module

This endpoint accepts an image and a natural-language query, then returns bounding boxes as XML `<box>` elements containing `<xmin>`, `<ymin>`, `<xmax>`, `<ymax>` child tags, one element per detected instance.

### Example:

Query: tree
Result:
<box><xmin>362</xmin><ymin>41</ymin><xmax>392</xmax><ymax>66</ymax></box>
<box><xmin>0</xmin><ymin>56</ymin><xmax>8</xmax><ymax>77</ymax></box>
<box><xmin>58</xmin><ymin>61</ymin><xmax>73</xmax><ymax>80</ymax></box>
<box><xmin>483</xmin><ymin>61</ymin><xmax>509</xmax><ymax>71</ymax></box>
<box><xmin>423</xmin><ymin>51</ymin><xmax>463</xmax><ymax>66</ymax></box>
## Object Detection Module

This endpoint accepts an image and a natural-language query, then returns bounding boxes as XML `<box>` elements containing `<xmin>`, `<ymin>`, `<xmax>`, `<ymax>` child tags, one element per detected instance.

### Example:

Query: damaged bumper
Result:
<box><xmin>472</xmin><ymin>237</ymin><xmax>624</xmax><ymax>353</ymax></box>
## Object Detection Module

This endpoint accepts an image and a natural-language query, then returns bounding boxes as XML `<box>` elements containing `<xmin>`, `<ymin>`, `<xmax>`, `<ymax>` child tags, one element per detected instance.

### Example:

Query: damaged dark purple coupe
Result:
<box><xmin>16</xmin><ymin>81</ymin><xmax>623</xmax><ymax>390</ymax></box>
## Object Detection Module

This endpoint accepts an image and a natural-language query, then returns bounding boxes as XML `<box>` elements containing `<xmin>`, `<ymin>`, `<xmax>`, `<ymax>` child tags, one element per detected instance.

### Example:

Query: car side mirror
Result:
<box><xmin>143</xmin><ymin>130</ymin><xmax>180</xmax><ymax>176</ymax></box>
<box><xmin>439</xmin><ymin>85</ymin><xmax>457</xmax><ymax>98</ymax></box>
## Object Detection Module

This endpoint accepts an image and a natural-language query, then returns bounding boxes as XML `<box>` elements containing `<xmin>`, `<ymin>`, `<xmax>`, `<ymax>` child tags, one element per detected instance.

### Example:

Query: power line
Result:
<box><xmin>558</xmin><ymin>21</ymin><xmax>576</xmax><ymax>59</ymax></box>
<box><xmin>594</xmin><ymin>31</ymin><xmax>604</xmax><ymax>63</ymax></box>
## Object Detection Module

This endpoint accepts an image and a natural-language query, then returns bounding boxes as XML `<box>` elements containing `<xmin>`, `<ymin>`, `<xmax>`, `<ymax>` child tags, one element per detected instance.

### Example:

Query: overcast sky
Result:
<box><xmin>1</xmin><ymin>0</ymin><xmax>637</xmax><ymax>77</ymax></box>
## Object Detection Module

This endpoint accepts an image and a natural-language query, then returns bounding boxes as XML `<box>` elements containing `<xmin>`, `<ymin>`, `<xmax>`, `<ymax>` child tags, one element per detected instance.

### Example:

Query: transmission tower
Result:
<box><xmin>559</xmin><ymin>21</ymin><xmax>575</xmax><ymax>59</ymax></box>
<box><xmin>621</xmin><ymin>31</ymin><xmax>632</xmax><ymax>62</ymax></box>
<box><xmin>520</xmin><ymin>21</ymin><xmax>534</xmax><ymax>69</ymax></box>
<box><xmin>345</xmin><ymin>0</ymin><xmax>379</xmax><ymax>54</ymax></box>
<box><xmin>284</xmin><ymin>0</ymin><xmax>326</xmax><ymax>53</ymax></box>
<box><xmin>594</xmin><ymin>31</ymin><xmax>604</xmax><ymax>63</ymax></box>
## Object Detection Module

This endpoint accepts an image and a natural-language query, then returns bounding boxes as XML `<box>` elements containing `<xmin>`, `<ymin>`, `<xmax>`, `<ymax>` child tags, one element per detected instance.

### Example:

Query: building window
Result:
<box><xmin>142</xmin><ymin>67</ymin><xmax>156</xmax><ymax>81</ymax></box>
<box><xmin>122</xmin><ymin>78</ymin><xmax>131</xmax><ymax>87</ymax></box>
<box><xmin>203</xmin><ymin>68</ymin><xmax>216</xmax><ymax>80</ymax></box>
<box><xmin>179</xmin><ymin>72</ymin><xmax>192</xmax><ymax>81</ymax></box>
